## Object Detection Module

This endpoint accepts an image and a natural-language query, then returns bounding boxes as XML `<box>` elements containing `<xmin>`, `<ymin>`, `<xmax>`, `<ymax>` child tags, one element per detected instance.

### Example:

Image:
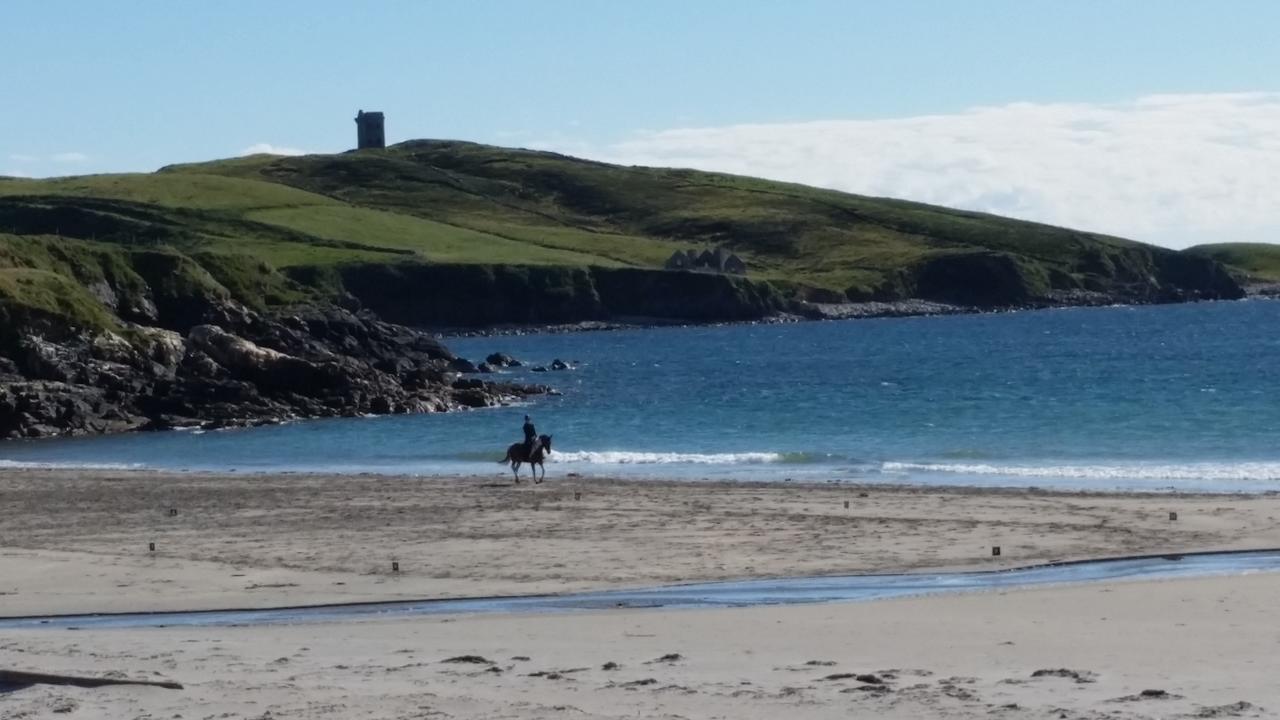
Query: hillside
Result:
<box><xmin>1</xmin><ymin>140</ymin><xmax>1242</xmax><ymax>323</ymax></box>
<box><xmin>1184</xmin><ymin>242</ymin><xmax>1280</xmax><ymax>284</ymax></box>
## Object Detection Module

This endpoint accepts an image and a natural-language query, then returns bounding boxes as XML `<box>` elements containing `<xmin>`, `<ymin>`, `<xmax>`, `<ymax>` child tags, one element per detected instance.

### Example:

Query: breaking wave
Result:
<box><xmin>882</xmin><ymin>461</ymin><xmax>1280</xmax><ymax>483</ymax></box>
<box><xmin>0</xmin><ymin>459</ymin><xmax>146</xmax><ymax>471</ymax></box>
<box><xmin>553</xmin><ymin>450</ymin><xmax>806</xmax><ymax>465</ymax></box>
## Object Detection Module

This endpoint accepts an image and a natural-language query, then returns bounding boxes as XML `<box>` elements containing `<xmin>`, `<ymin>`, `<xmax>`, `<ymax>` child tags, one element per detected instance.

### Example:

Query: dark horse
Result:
<box><xmin>499</xmin><ymin>434</ymin><xmax>553</xmax><ymax>484</ymax></box>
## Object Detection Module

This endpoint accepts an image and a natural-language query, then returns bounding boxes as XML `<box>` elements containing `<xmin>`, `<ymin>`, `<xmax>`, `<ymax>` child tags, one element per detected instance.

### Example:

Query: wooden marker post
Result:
<box><xmin>148</xmin><ymin>542</ymin><xmax>156</xmax><ymax>552</ymax></box>
<box><xmin>991</xmin><ymin>546</ymin><xmax>1001</xmax><ymax>557</ymax></box>
<box><xmin>392</xmin><ymin>561</ymin><xmax>400</xmax><ymax>573</ymax></box>
<box><xmin>1169</xmin><ymin>512</ymin><xmax>1178</xmax><ymax>521</ymax></box>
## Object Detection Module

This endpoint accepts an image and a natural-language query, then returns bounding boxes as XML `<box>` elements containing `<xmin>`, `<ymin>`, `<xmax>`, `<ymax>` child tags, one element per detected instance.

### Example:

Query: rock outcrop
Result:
<box><xmin>0</xmin><ymin>303</ymin><xmax>551</xmax><ymax>440</ymax></box>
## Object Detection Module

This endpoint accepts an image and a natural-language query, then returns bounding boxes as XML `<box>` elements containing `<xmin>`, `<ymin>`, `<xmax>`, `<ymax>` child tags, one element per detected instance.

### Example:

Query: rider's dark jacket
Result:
<box><xmin>523</xmin><ymin>420</ymin><xmax>537</xmax><ymax>450</ymax></box>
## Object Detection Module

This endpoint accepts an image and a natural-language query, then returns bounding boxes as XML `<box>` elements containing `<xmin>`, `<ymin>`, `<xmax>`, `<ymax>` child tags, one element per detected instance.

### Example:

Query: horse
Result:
<box><xmin>499</xmin><ymin>434</ymin><xmax>553</xmax><ymax>484</ymax></box>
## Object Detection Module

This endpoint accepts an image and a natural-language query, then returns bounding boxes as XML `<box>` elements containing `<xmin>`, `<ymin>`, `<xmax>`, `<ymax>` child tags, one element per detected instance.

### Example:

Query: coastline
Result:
<box><xmin>4</xmin><ymin>469</ymin><xmax>1279</xmax><ymax>718</ymax></box>
<box><xmin>433</xmin><ymin>293</ymin><xmax>1276</xmax><ymax>339</ymax></box>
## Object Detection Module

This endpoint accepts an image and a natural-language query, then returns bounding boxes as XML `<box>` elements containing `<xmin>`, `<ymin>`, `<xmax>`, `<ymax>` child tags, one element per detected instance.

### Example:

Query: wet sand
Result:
<box><xmin>2</xmin><ymin>469</ymin><xmax>1279</xmax><ymax>718</ymax></box>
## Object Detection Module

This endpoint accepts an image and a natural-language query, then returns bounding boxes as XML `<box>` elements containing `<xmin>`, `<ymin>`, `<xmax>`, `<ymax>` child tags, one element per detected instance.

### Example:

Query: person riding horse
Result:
<box><xmin>522</xmin><ymin>415</ymin><xmax>539</xmax><ymax>455</ymax></box>
<box><xmin>501</xmin><ymin>419</ymin><xmax>553</xmax><ymax>483</ymax></box>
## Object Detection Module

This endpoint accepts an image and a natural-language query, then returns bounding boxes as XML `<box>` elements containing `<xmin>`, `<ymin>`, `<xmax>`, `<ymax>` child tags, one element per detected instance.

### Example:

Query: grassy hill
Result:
<box><xmin>1184</xmin><ymin>243</ymin><xmax>1280</xmax><ymax>283</ymax></box>
<box><xmin>0</xmin><ymin>140</ymin><xmax>1244</xmax><ymax>331</ymax></box>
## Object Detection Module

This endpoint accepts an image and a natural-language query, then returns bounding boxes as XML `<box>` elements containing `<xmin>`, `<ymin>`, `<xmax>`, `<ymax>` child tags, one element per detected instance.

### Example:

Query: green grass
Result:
<box><xmin>0</xmin><ymin>139</ymin><xmax>1239</xmax><ymax>304</ymax></box>
<box><xmin>244</xmin><ymin>205</ymin><xmax>610</xmax><ymax>266</ymax></box>
<box><xmin>0</xmin><ymin>172</ymin><xmax>337</xmax><ymax>211</ymax></box>
<box><xmin>0</xmin><ymin>267</ymin><xmax>118</xmax><ymax>338</ymax></box>
<box><xmin>1185</xmin><ymin>243</ymin><xmax>1280</xmax><ymax>282</ymax></box>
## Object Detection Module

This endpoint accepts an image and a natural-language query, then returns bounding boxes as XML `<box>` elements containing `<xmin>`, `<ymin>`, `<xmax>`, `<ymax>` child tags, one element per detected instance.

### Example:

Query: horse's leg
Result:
<box><xmin>535</xmin><ymin>460</ymin><xmax>545</xmax><ymax>484</ymax></box>
<box><xmin>511</xmin><ymin>460</ymin><xmax>521</xmax><ymax>483</ymax></box>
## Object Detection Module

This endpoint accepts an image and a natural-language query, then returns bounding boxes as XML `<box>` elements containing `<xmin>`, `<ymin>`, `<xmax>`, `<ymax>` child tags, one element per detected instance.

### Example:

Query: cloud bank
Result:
<box><xmin>541</xmin><ymin>93</ymin><xmax>1280</xmax><ymax>249</ymax></box>
<box><xmin>50</xmin><ymin>152</ymin><xmax>88</xmax><ymax>163</ymax></box>
<box><xmin>8</xmin><ymin>151</ymin><xmax>88</xmax><ymax>165</ymax></box>
<box><xmin>240</xmin><ymin>143</ymin><xmax>306</xmax><ymax>157</ymax></box>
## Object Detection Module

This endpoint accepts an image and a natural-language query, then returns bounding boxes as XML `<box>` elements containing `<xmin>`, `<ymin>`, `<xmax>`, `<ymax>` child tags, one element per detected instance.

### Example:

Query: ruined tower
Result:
<box><xmin>354</xmin><ymin>110</ymin><xmax>385</xmax><ymax>149</ymax></box>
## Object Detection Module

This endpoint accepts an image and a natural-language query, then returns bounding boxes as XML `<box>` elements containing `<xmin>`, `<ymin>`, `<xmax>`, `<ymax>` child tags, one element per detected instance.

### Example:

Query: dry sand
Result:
<box><xmin>3</xmin><ymin>469</ymin><xmax>1280</xmax><ymax>718</ymax></box>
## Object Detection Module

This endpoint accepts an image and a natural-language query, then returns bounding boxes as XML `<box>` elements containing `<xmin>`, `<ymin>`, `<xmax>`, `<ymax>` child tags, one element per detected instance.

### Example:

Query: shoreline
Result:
<box><xmin>432</xmin><ymin>294</ymin><xmax>1276</xmax><ymax>339</ymax></box>
<box><xmin>5</xmin><ymin>461</ymin><xmax>1280</xmax><ymax>496</ymax></box>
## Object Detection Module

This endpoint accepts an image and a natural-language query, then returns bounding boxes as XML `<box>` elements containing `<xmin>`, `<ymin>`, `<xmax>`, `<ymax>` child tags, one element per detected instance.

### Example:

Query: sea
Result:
<box><xmin>3</xmin><ymin>300</ymin><xmax>1279</xmax><ymax>492</ymax></box>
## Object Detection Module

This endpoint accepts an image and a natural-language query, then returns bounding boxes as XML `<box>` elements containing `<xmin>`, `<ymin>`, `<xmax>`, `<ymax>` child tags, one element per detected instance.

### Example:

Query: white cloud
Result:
<box><xmin>2</xmin><ymin>169</ymin><xmax>32</xmax><ymax>178</ymax></box>
<box><xmin>8</xmin><ymin>154</ymin><xmax>36</xmax><ymax>163</ymax></box>
<box><xmin>241</xmin><ymin>143</ymin><xmax>307</xmax><ymax>157</ymax></box>
<box><xmin>50</xmin><ymin>152</ymin><xmax>88</xmax><ymax>163</ymax></box>
<box><xmin>543</xmin><ymin>92</ymin><xmax>1280</xmax><ymax>249</ymax></box>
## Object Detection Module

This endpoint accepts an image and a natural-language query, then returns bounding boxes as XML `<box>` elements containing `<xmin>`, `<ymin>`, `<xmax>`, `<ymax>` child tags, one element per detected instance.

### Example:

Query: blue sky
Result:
<box><xmin>3</xmin><ymin>1</ymin><xmax>1278</xmax><ymax>247</ymax></box>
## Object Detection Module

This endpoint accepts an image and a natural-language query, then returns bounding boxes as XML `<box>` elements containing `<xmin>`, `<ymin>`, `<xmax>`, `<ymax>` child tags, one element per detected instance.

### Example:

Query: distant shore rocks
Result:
<box><xmin>527</xmin><ymin>359</ymin><xmax>574</xmax><ymax>373</ymax></box>
<box><xmin>448</xmin><ymin>358</ymin><xmax>481</xmax><ymax>374</ymax></box>
<box><xmin>485</xmin><ymin>352</ymin><xmax>523</xmax><ymax>368</ymax></box>
<box><xmin>0</xmin><ymin>303</ymin><xmax>554</xmax><ymax>440</ymax></box>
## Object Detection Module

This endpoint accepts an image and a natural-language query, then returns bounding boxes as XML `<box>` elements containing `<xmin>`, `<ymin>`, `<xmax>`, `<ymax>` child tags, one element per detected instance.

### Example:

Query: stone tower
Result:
<box><xmin>354</xmin><ymin>110</ymin><xmax>385</xmax><ymax>149</ymax></box>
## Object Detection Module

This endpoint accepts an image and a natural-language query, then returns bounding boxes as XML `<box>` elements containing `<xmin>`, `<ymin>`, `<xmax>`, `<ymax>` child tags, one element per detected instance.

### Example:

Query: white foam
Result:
<box><xmin>0</xmin><ymin>459</ymin><xmax>146</xmax><ymax>471</ymax></box>
<box><xmin>882</xmin><ymin>461</ymin><xmax>1280</xmax><ymax>482</ymax></box>
<box><xmin>553</xmin><ymin>450</ymin><xmax>785</xmax><ymax>465</ymax></box>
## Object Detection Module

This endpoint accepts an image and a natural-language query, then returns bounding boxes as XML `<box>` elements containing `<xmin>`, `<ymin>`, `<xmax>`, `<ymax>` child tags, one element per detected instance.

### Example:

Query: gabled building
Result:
<box><xmin>664</xmin><ymin>246</ymin><xmax>747</xmax><ymax>275</ymax></box>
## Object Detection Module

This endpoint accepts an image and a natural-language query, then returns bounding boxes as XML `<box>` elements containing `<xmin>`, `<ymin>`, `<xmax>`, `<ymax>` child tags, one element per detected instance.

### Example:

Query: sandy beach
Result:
<box><xmin>3</xmin><ymin>469</ymin><xmax>1280</xmax><ymax>718</ymax></box>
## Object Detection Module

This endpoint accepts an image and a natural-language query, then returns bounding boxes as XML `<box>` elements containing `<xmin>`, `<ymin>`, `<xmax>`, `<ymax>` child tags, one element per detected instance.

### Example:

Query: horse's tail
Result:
<box><xmin>498</xmin><ymin>445</ymin><xmax>515</xmax><ymax>464</ymax></box>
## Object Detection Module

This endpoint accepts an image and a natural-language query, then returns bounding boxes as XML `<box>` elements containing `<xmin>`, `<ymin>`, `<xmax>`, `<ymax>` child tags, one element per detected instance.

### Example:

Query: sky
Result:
<box><xmin>2</xmin><ymin>0</ymin><xmax>1278</xmax><ymax>248</ymax></box>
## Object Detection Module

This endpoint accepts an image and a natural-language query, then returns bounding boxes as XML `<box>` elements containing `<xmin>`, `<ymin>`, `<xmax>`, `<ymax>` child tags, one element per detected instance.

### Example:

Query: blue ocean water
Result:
<box><xmin>4</xmin><ymin>300</ymin><xmax>1279</xmax><ymax>491</ymax></box>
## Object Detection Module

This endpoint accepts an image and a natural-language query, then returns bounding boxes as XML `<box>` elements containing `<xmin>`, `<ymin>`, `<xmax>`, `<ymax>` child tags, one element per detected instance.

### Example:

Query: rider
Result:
<box><xmin>522</xmin><ymin>415</ymin><xmax>538</xmax><ymax>455</ymax></box>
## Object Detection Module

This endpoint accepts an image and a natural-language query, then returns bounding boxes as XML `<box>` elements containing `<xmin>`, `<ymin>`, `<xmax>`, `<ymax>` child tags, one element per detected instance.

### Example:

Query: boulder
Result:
<box><xmin>451</xmin><ymin>388</ymin><xmax>493</xmax><ymax>408</ymax></box>
<box><xmin>188</xmin><ymin>324</ymin><xmax>290</xmax><ymax>373</ymax></box>
<box><xmin>485</xmin><ymin>352</ymin><xmax>523</xmax><ymax>368</ymax></box>
<box><xmin>132</xmin><ymin>327</ymin><xmax>186</xmax><ymax>375</ymax></box>
<box><xmin>187</xmin><ymin>324</ymin><xmax>346</xmax><ymax>397</ymax></box>
<box><xmin>448</xmin><ymin>358</ymin><xmax>480</xmax><ymax>374</ymax></box>
<box><xmin>549</xmin><ymin>359</ymin><xmax>570</xmax><ymax>371</ymax></box>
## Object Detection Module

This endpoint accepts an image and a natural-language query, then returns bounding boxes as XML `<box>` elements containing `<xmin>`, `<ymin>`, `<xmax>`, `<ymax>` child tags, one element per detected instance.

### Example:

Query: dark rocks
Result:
<box><xmin>485</xmin><ymin>352</ymin><xmax>522</xmax><ymax>368</ymax></box>
<box><xmin>440</xmin><ymin>655</ymin><xmax>493</xmax><ymax>665</ymax></box>
<box><xmin>1031</xmin><ymin>668</ymin><xmax>1097</xmax><ymax>684</ymax></box>
<box><xmin>448</xmin><ymin>358</ymin><xmax>480</xmax><ymax>374</ymax></box>
<box><xmin>0</xmin><ymin>303</ymin><xmax>552</xmax><ymax>440</ymax></box>
<box><xmin>549</xmin><ymin>359</ymin><xmax>570</xmax><ymax>371</ymax></box>
<box><xmin>1140</xmin><ymin>689</ymin><xmax>1170</xmax><ymax>698</ymax></box>
<box><xmin>0</xmin><ymin>381</ymin><xmax>147</xmax><ymax>438</ymax></box>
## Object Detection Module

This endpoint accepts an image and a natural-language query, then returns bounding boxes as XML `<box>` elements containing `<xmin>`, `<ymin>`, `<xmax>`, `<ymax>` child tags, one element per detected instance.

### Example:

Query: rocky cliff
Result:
<box><xmin>0</xmin><ymin>236</ymin><xmax>551</xmax><ymax>440</ymax></box>
<box><xmin>315</xmin><ymin>262</ymin><xmax>792</xmax><ymax>328</ymax></box>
